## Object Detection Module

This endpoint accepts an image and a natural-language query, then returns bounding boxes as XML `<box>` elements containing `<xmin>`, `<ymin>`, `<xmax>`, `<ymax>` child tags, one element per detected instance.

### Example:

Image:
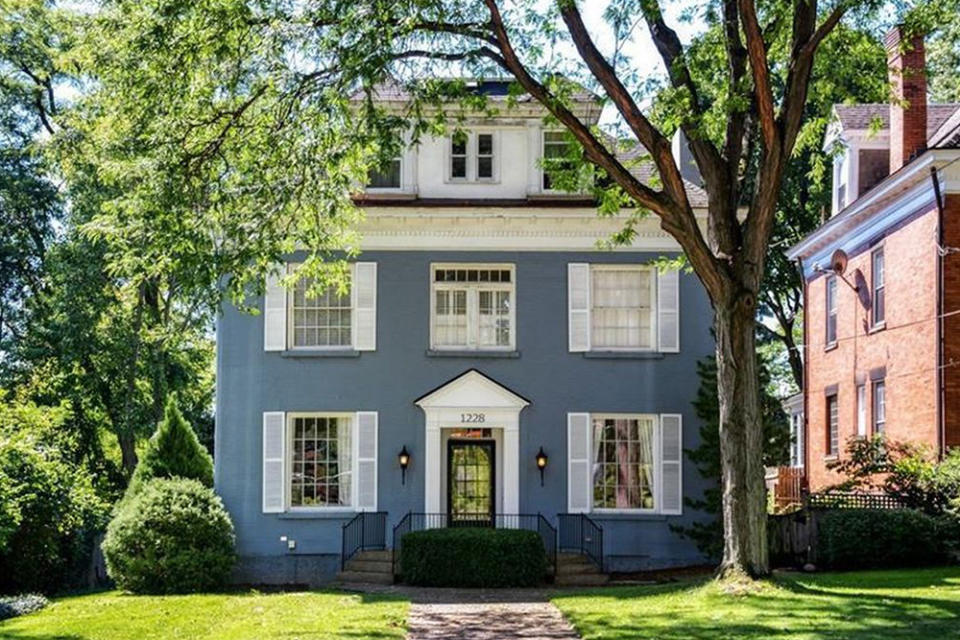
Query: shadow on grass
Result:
<box><xmin>554</xmin><ymin>567</ymin><xmax>960</xmax><ymax>640</ymax></box>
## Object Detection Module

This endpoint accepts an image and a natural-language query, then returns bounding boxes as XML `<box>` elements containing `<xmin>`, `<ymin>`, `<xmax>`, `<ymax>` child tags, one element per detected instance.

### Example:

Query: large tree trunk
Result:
<box><xmin>715</xmin><ymin>294</ymin><xmax>769</xmax><ymax>577</ymax></box>
<box><xmin>118</xmin><ymin>432</ymin><xmax>138</xmax><ymax>476</ymax></box>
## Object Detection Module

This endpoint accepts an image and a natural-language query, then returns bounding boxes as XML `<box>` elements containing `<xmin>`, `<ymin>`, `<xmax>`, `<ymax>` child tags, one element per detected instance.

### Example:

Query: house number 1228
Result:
<box><xmin>460</xmin><ymin>413</ymin><xmax>486</xmax><ymax>423</ymax></box>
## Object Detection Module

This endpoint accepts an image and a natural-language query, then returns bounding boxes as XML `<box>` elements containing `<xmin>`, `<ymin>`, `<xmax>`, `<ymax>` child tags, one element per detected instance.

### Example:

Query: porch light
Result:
<box><xmin>398</xmin><ymin>446</ymin><xmax>411</xmax><ymax>485</ymax></box>
<box><xmin>536</xmin><ymin>447</ymin><xmax>548</xmax><ymax>486</ymax></box>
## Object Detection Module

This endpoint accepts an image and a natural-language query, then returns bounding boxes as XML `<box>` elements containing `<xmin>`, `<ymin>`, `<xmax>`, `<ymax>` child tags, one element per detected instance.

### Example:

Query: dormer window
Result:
<box><xmin>448</xmin><ymin>132</ymin><xmax>498</xmax><ymax>182</ymax></box>
<box><xmin>833</xmin><ymin>150</ymin><xmax>849</xmax><ymax>214</ymax></box>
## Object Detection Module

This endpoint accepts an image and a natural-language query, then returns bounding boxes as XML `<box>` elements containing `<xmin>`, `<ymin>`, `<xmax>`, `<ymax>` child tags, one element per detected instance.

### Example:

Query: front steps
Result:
<box><xmin>553</xmin><ymin>552</ymin><xmax>610</xmax><ymax>586</ymax></box>
<box><xmin>335</xmin><ymin>549</ymin><xmax>394</xmax><ymax>585</ymax></box>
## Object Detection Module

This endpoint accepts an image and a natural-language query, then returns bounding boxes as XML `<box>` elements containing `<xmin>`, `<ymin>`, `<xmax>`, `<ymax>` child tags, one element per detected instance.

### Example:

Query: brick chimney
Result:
<box><xmin>886</xmin><ymin>25</ymin><xmax>927</xmax><ymax>174</ymax></box>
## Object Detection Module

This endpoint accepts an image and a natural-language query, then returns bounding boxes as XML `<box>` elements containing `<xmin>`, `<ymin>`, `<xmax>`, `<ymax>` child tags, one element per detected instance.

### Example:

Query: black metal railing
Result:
<box><xmin>558</xmin><ymin>513</ymin><xmax>604</xmax><ymax>572</ymax></box>
<box><xmin>391</xmin><ymin>512</ymin><xmax>558</xmax><ymax>580</ymax></box>
<box><xmin>341</xmin><ymin>511</ymin><xmax>387</xmax><ymax>570</ymax></box>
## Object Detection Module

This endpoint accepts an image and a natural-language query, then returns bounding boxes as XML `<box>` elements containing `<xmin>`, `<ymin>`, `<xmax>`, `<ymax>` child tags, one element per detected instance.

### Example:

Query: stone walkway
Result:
<box><xmin>342</xmin><ymin>585</ymin><xmax>582</xmax><ymax>639</ymax></box>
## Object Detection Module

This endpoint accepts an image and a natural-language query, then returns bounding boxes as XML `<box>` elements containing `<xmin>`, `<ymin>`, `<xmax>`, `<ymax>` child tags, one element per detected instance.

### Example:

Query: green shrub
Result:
<box><xmin>400</xmin><ymin>528</ymin><xmax>546</xmax><ymax>587</ymax></box>
<box><xmin>102</xmin><ymin>478</ymin><xmax>235</xmax><ymax>593</ymax></box>
<box><xmin>817</xmin><ymin>509</ymin><xmax>948</xmax><ymax>570</ymax></box>
<box><xmin>0</xmin><ymin>429</ymin><xmax>109</xmax><ymax>594</ymax></box>
<box><xmin>0</xmin><ymin>594</ymin><xmax>48</xmax><ymax>620</ymax></box>
<box><xmin>125</xmin><ymin>397</ymin><xmax>213</xmax><ymax>499</ymax></box>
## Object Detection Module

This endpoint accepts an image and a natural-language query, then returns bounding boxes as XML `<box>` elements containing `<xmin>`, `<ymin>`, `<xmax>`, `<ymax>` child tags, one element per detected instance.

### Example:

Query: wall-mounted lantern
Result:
<box><xmin>536</xmin><ymin>447</ymin><xmax>548</xmax><ymax>486</ymax></box>
<box><xmin>398</xmin><ymin>445</ymin><xmax>411</xmax><ymax>485</ymax></box>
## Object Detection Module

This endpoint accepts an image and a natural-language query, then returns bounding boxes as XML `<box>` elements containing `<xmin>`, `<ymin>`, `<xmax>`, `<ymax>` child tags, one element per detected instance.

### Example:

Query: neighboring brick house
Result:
<box><xmin>787</xmin><ymin>27</ymin><xmax>960</xmax><ymax>491</ymax></box>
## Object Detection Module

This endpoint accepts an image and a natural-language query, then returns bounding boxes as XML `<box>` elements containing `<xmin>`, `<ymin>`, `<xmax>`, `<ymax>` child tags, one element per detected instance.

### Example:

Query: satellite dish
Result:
<box><xmin>831</xmin><ymin>249</ymin><xmax>849</xmax><ymax>276</ymax></box>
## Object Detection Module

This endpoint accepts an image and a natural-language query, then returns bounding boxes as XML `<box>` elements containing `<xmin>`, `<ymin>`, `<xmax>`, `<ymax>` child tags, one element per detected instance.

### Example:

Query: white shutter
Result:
<box><xmin>352</xmin><ymin>262</ymin><xmax>377</xmax><ymax>351</ymax></box>
<box><xmin>264</xmin><ymin>267</ymin><xmax>287</xmax><ymax>351</ymax></box>
<box><xmin>657</xmin><ymin>268</ymin><xmax>680</xmax><ymax>353</ymax></box>
<box><xmin>262</xmin><ymin>412</ymin><xmax>286</xmax><ymax>513</ymax></box>
<box><xmin>355</xmin><ymin>412</ymin><xmax>378</xmax><ymax>510</ymax></box>
<box><xmin>568</xmin><ymin>263</ymin><xmax>591</xmax><ymax>352</ymax></box>
<box><xmin>659</xmin><ymin>414</ymin><xmax>683</xmax><ymax>515</ymax></box>
<box><xmin>567</xmin><ymin>413</ymin><xmax>591</xmax><ymax>513</ymax></box>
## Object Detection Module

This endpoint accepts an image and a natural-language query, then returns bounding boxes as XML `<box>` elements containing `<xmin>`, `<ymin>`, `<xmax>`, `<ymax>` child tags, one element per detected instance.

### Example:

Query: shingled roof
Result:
<box><xmin>834</xmin><ymin>103</ymin><xmax>960</xmax><ymax>145</ymax></box>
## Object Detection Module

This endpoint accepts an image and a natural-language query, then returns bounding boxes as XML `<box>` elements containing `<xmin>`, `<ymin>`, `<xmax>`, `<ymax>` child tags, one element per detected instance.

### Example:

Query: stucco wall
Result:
<box><xmin>215</xmin><ymin>249</ymin><xmax>716</xmax><ymax>582</ymax></box>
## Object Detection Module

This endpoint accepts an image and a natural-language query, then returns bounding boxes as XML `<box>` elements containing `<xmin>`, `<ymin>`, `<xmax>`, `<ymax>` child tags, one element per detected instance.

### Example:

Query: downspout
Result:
<box><xmin>796</xmin><ymin>256</ymin><xmax>810</xmax><ymax>487</ymax></box>
<box><xmin>932</xmin><ymin>166</ymin><xmax>946</xmax><ymax>457</ymax></box>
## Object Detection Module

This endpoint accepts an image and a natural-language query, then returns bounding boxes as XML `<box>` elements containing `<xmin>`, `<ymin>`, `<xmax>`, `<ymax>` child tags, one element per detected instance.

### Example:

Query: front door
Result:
<box><xmin>447</xmin><ymin>440</ymin><xmax>495</xmax><ymax>526</ymax></box>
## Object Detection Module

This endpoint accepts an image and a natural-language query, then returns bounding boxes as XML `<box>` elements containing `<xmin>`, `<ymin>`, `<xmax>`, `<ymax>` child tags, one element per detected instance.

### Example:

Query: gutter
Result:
<box><xmin>796</xmin><ymin>256</ymin><xmax>810</xmax><ymax>485</ymax></box>
<box><xmin>933</xmin><ymin>166</ymin><xmax>946</xmax><ymax>457</ymax></box>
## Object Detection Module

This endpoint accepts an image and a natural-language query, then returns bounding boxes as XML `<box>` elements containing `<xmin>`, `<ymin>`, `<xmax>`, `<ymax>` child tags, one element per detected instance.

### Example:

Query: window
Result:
<box><xmin>451</xmin><ymin>134</ymin><xmax>468</xmax><ymax>179</ymax></box>
<box><xmin>825</xmin><ymin>276</ymin><xmax>837</xmax><ymax>347</ymax></box>
<box><xmin>477</xmin><ymin>133</ymin><xmax>494</xmax><ymax>179</ymax></box>
<box><xmin>592</xmin><ymin>415</ymin><xmax>656</xmax><ymax>510</ymax></box>
<box><xmin>431</xmin><ymin>265</ymin><xmax>514</xmax><ymax>350</ymax></box>
<box><xmin>789</xmin><ymin>410</ymin><xmax>804</xmax><ymax>468</ymax></box>
<box><xmin>872</xmin><ymin>248</ymin><xmax>885</xmax><ymax>327</ymax></box>
<box><xmin>290</xmin><ymin>276</ymin><xmax>352</xmax><ymax>348</ymax></box>
<box><xmin>591</xmin><ymin>266</ymin><xmax>655</xmax><ymax>350</ymax></box>
<box><xmin>873</xmin><ymin>380</ymin><xmax>886</xmax><ymax>435</ymax></box>
<box><xmin>856</xmin><ymin>384</ymin><xmax>867</xmax><ymax>437</ymax></box>
<box><xmin>826</xmin><ymin>394</ymin><xmax>839</xmax><ymax>456</ymax></box>
<box><xmin>367</xmin><ymin>157</ymin><xmax>401</xmax><ymax>189</ymax></box>
<box><xmin>543</xmin><ymin>131</ymin><xmax>574</xmax><ymax>191</ymax></box>
<box><xmin>834</xmin><ymin>151</ymin><xmax>849</xmax><ymax>214</ymax></box>
<box><xmin>289</xmin><ymin>414</ymin><xmax>352</xmax><ymax>508</ymax></box>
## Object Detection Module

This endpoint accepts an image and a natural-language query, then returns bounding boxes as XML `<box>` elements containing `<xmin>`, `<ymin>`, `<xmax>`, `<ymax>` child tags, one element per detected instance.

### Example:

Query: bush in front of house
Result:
<box><xmin>0</xmin><ymin>594</ymin><xmax>49</xmax><ymax>621</ymax></box>
<box><xmin>400</xmin><ymin>527</ymin><xmax>547</xmax><ymax>587</ymax></box>
<box><xmin>125</xmin><ymin>397</ymin><xmax>214</xmax><ymax>500</ymax></box>
<box><xmin>817</xmin><ymin>509</ymin><xmax>949</xmax><ymax>570</ymax></box>
<box><xmin>102</xmin><ymin>478</ymin><xmax>235</xmax><ymax>593</ymax></box>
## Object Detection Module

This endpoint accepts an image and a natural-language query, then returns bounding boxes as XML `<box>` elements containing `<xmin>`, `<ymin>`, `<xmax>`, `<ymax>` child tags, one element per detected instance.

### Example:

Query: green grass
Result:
<box><xmin>0</xmin><ymin>590</ymin><xmax>408</xmax><ymax>640</ymax></box>
<box><xmin>552</xmin><ymin>567</ymin><xmax>960</xmax><ymax>639</ymax></box>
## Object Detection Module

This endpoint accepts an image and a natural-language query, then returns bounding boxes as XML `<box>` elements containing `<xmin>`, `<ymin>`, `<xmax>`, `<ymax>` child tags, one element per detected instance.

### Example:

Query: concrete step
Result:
<box><xmin>344</xmin><ymin>559</ymin><xmax>393</xmax><ymax>574</ymax></box>
<box><xmin>351</xmin><ymin>549</ymin><xmax>393</xmax><ymax>562</ymax></box>
<box><xmin>555</xmin><ymin>573</ymin><xmax>610</xmax><ymax>587</ymax></box>
<box><xmin>557</xmin><ymin>561</ymin><xmax>604</xmax><ymax>576</ymax></box>
<box><xmin>335</xmin><ymin>570</ymin><xmax>394</xmax><ymax>585</ymax></box>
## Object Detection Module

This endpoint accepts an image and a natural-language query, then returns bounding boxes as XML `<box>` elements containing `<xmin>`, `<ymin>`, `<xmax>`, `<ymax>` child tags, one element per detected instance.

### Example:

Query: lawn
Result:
<box><xmin>0</xmin><ymin>590</ymin><xmax>408</xmax><ymax>640</ymax></box>
<box><xmin>552</xmin><ymin>566</ymin><xmax>960</xmax><ymax>639</ymax></box>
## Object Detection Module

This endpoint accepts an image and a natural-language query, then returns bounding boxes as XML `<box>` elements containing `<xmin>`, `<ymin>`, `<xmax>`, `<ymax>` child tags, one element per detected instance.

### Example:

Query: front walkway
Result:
<box><xmin>343</xmin><ymin>585</ymin><xmax>581</xmax><ymax>640</ymax></box>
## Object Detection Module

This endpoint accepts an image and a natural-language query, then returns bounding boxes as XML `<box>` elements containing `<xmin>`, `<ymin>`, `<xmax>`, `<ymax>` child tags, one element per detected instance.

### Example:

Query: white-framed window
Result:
<box><xmin>430</xmin><ymin>264</ymin><xmax>515</xmax><ymax>350</ymax></box>
<box><xmin>833</xmin><ymin>150</ymin><xmax>849</xmax><ymax>214</ymax></box>
<box><xmin>856</xmin><ymin>384</ymin><xmax>867</xmax><ymax>437</ymax></box>
<box><xmin>591</xmin><ymin>414</ymin><xmax>657</xmax><ymax>511</ymax></box>
<box><xmin>590</xmin><ymin>265</ymin><xmax>655</xmax><ymax>351</ymax></box>
<box><xmin>542</xmin><ymin>130</ymin><xmax>575</xmax><ymax>191</ymax></box>
<box><xmin>871</xmin><ymin>247</ymin><xmax>885</xmax><ymax>328</ymax></box>
<box><xmin>447</xmin><ymin>131</ymin><xmax>498</xmax><ymax>182</ymax></box>
<box><xmin>288</xmin><ymin>413</ymin><xmax>353</xmax><ymax>509</ymax></box>
<box><xmin>367</xmin><ymin>156</ymin><xmax>402</xmax><ymax>190</ymax></box>
<box><xmin>290</xmin><ymin>275</ymin><xmax>352</xmax><ymax>349</ymax></box>
<box><xmin>789</xmin><ymin>409</ymin><xmax>805</xmax><ymax>468</ymax></box>
<box><xmin>825</xmin><ymin>275</ymin><xmax>838</xmax><ymax>348</ymax></box>
<box><xmin>826</xmin><ymin>394</ymin><xmax>839</xmax><ymax>456</ymax></box>
<box><xmin>873</xmin><ymin>380</ymin><xmax>886</xmax><ymax>435</ymax></box>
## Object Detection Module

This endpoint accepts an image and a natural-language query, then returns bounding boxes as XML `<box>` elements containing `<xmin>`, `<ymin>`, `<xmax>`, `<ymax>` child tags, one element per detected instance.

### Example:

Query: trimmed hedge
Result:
<box><xmin>817</xmin><ymin>509</ymin><xmax>952</xmax><ymax>570</ymax></box>
<box><xmin>400</xmin><ymin>527</ymin><xmax>547</xmax><ymax>587</ymax></box>
<box><xmin>102</xmin><ymin>478</ymin><xmax>235</xmax><ymax>594</ymax></box>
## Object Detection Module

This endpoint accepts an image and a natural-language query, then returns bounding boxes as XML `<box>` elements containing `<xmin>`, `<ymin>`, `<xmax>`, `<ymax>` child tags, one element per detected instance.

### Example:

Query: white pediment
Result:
<box><xmin>415</xmin><ymin>369</ymin><xmax>530</xmax><ymax>410</ymax></box>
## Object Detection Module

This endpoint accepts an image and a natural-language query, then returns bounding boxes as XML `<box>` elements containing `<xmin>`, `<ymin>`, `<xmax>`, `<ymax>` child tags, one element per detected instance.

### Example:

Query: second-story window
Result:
<box><xmin>591</xmin><ymin>266</ymin><xmax>655</xmax><ymax>350</ymax></box>
<box><xmin>291</xmin><ymin>276</ymin><xmax>352</xmax><ymax>348</ymax></box>
<box><xmin>431</xmin><ymin>264</ymin><xmax>515</xmax><ymax>350</ymax></box>
<box><xmin>826</xmin><ymin>394</ymin><xmax>839</xmax><ymax>456</ymax></box>
<box><xmin>872</xmin><ymin>248</ymin><xmax>885</xmax><ymax>327</ymax></box>
<box><xmin>477</xmin><ymin>133</ymin><xmax>494</xmax><ymax>179</ymax></box>
<box><xmin>825</xmin><ymin>276</ymin><xmax>837</xmax><ymax>347</ymax></box>
<box><xmin>367</xmin><ymin>156</ymin><xmax>401</xmax><ymax>189</ymax></box>
<box><xmin>873</xmin><ymin>380</ymin><xmax>886</xmax><ymax>435</ymax></box>
<box><xmin>451</xmin><ymin>134</ymin><xmax>468</xmax><ymax>179</ymax></box>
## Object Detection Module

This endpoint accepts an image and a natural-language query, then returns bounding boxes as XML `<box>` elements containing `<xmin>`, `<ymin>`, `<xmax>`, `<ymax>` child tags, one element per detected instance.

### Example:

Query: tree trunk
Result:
<box><xmin>783</xmin><ymin>327</ymin><xmax>804</xmax><ymax>392</ymax></box>
<box><xmin>715</xmin><ymin>294</ymin><xmax>769</xmax><ymax>578</ymax></box>
<box><xmin>118</xmin><ymin>432</ymin><xmax>138</xmax><ymax>476</ymax></box>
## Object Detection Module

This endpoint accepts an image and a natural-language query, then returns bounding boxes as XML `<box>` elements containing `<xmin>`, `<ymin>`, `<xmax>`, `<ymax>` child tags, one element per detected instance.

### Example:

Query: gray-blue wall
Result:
<box><xmin>215</xmin><ymin>250</ymin><xmax>716</xmax><ymax>583</ymax></box>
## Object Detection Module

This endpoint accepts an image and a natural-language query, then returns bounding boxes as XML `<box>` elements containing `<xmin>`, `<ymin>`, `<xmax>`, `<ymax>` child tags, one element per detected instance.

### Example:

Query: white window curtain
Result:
<box><xmin>591</xmin><ymin>269</ymin><xmax>653</xmax><ymax>349</ymax></box>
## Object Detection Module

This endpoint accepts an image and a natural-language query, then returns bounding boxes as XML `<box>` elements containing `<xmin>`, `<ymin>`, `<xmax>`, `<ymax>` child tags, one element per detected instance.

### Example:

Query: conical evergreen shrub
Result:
<box><xmin>126</xmin><ymin>396</ymin><xmax>214</xmax><ymax>498</ymax></box>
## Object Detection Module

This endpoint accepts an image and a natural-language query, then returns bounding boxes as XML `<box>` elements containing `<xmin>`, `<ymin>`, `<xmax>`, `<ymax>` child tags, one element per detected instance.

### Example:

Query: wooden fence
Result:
<box><xmin>769</xmin><ymin>491</ymin><xmax>905</xmax><ymax>567</ymax></box>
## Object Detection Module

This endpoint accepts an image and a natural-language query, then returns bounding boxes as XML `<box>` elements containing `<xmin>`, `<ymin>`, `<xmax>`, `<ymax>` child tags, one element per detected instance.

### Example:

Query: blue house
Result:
<box><xmin>214</xmin><ymin>81</ymin><xmax>716</xmax><ymax>585</ymax></box>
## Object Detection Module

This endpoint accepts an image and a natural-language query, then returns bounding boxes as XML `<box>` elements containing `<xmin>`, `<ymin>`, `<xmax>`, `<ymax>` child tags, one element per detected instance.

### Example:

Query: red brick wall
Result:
<box><xmin>804</xmin><ymin>206</ymin><xmax>939</xmax><ymax>490</ymax></box>
<box><xmin>941</xmin><ymin>194</ymin><xmax>960</xmax><ymax>447</ymax></box>
<box><xmin>886</xmin><ymin>28</ymin><xmax>927</xmax><ymax>174</ymax></box>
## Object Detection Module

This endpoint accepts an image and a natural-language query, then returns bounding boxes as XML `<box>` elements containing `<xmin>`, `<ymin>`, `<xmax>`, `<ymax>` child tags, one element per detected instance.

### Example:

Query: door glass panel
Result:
<box><xmin>448</xmin><ymin>442</ymin><xmax>494</xmax><ymax>525</ymax></box>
